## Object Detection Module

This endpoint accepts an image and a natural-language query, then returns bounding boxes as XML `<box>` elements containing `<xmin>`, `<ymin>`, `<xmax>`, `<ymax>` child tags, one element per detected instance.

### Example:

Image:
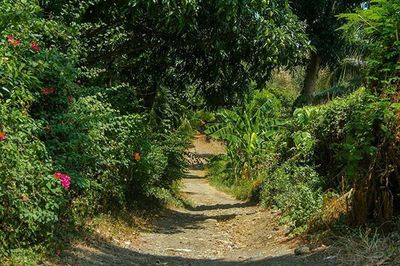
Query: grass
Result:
<box><xmin>331</xmin><ymin>228</ymin><xmax>400</xmax><ymax>265</ymax></box>
<box><xmin>4</xmin><ymin>248</ymin><xmax>46</xmax><ymax>266</ymax></box>
<box><xmin>207</xmin><ymin>156</ymin><xmax>262</xmax><ymax>201</ymax></box>
<box><xmin>208</xmin><ymin>174</ymin><xmax>256</xmax><ymax>200</ymax></box>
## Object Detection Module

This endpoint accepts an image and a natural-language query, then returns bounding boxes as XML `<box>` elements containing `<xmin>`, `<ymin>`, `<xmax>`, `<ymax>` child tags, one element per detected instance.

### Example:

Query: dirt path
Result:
<box><xmin>62</xmin><ymin>133</ymin><xmax>334</xmax><ymax>265</ymax></box>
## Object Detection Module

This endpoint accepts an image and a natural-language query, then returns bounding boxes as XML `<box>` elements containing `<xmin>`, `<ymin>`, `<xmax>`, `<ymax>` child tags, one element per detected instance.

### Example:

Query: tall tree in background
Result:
<box><xmin>41</xmin><ymin>0</ymin><xmax>310</xmax><ymax>108</ymax></box>
<box><xmin>291</xmin><ymin>0</ymin><xmax>359</xmax><ymax>103</ymax></box>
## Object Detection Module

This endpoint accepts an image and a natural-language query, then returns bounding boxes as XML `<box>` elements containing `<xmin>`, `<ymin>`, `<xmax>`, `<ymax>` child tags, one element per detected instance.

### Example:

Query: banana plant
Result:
<box><xmin>206</xmin><ymin>90</ymin><xmax>285</xmax><ymax>180</ymax></box>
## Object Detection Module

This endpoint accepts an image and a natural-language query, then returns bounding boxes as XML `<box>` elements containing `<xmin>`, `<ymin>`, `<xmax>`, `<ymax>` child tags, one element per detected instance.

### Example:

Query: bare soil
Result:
<box><xmin>61</xmin><ymin>133</ymin><xmax>335</xmax><ymax>265</ymax></box>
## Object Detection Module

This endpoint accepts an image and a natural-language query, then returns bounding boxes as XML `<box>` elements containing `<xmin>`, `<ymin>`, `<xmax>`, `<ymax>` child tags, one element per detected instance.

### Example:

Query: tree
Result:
<box><xmin>340</xmin><ymin>0</ymin><xmax>400</xmax><ymax>92</ymax></box>
<box><xmin>42</xmin><ymin>0</ymin><xmax>310</xmax><ymax>108</ymax></box>
<box><xmin>290</xmin><ymin>0</ymin><xmax>359</xmax><ymax>104</ymax></box>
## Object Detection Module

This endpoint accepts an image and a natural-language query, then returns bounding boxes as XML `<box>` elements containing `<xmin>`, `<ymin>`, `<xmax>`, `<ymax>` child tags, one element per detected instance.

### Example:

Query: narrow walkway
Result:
<box><xmin>63</xmin><ymin>133</ymin><xmax>332</xmax><ymax>265</ymax></box>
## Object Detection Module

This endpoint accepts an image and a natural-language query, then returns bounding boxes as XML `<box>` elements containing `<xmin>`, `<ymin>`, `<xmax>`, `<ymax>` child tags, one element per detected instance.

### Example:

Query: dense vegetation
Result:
<box><xmin>1</xmin><ymin>0</ymin><xmax>399</xmax><ymax>263</ymax></box>
<box><xmin>208</xmin><ymin>0</ymin><xmax>400</xmax><ymax>236</ymax></box>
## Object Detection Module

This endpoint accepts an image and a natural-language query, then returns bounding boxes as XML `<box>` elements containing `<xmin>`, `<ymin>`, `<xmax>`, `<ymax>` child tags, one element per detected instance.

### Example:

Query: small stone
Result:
<box><xmin>295</xmin><ymin>246</ymin><xmax>311</xmax><ymax>256</ymax></box>
<box><xmin>324</xmin><ymin>255</ymin><xmax>337</xmax><ymax>261</ymax></box>
<box><xmin>205</xmin><ymin>218</ymin><xmax>218</xmax><ymax>223</ymax></box>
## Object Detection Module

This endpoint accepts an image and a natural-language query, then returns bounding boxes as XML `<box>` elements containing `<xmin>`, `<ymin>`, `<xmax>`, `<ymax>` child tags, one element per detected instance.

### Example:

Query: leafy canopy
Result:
<box><xmin>43</xmin><ymin>0</ymin><xmax>310</xmax><ymax>106</ymax></box>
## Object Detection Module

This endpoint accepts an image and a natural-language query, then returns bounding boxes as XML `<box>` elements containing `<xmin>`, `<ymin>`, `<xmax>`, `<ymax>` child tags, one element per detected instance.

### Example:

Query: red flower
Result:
<box><xmin>67</xmin><ymin>96</ymin><xmax>75</xmax><ymax>103</ymax></box>
<box><xmin>31</xmin><ymin>42</ymin><xmax>41</xmax><ymax>52</ymax></box>
<box><xmin>41</xmin><ymin>87</ymin><xmax>56</xmax><ymax>95</ymax></box>
<box><xmin>75</xmin><ymin>80</ymin><xmax>81</xmax><ymax>85</ymax></box>
<box><xmin>7</xmin><ymin>35</ymin><xmax>21</xmax><ymax>46</ymax></box>
<box><xmin>134</xmin><ymin>152</ymin><xmax>141</xmax><ymax>161</ymax></box>
<box><xmin>0</xmin><ymin>131</ymin><xmax>6</xmax><ymax>141</ymax></box>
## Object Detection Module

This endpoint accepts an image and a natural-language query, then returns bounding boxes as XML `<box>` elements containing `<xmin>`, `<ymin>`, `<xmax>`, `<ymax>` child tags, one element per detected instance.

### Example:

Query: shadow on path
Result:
<box><xmin>65</xmin><ymin>238</ymin><xmax>333</xmax><ymax>266</ymax></box>
<box><xmin>150</xmin><ymin>209</ymin><xmax>237</xmax><ymax>234</ymax></box>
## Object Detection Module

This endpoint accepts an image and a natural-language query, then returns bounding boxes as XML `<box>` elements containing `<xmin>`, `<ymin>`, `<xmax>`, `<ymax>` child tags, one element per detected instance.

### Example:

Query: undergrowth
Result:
<box><xmin>332</xmin><ymin>227</ymin><xmax>400</xmax><ymax>265</ymax></box>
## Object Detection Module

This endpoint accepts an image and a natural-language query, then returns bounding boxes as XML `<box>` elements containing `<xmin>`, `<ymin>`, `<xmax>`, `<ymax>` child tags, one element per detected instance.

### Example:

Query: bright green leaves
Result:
<box><xmin>207</xmin><ymin>87</ymin><xmax>288</xmax><ymax>180</ymax></box>
<box><xmin>0</xmin><ymin>1</ymin><xmax>79</xmax><ymax>109</ymax></box>
<box><xmin>0</xmin><ymin>103</ymin><xmax>64</xmax><ymax>256</ymax></box>
<box><xmin>339</xmin><ymin>0</ymin><xmax>400</xmax><ymax>90</ymax></box>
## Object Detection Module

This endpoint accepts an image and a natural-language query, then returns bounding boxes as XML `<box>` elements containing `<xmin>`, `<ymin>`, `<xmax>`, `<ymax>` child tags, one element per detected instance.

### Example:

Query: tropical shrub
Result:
<box><xmin>261</xmin><ymin>162</ymin><xmax>323</xmax><ymax>232</ymax></box>
<box><xmin>0</xmin><ymin>0</ymin><xmax>192</xmax><ymax>259</ymax></box>
<box><xmin>339</xmin><ymin>0</ymin><xmax>400</xmax><ymax>91</ymax></box>
<box><xmin>296</xmin><ymin>89</ymin><xmax>399</xmax><ymax>225</ymax></box>
<box><xmin>207</xmin><ymin>88</ymin><xmax>290</xmax><ymax>181</ymax></box>
<box><xmin>262</xmin><ymin>88</ymin><xmax>399</xmax><ymax>229</ymax></box>
<box><xmin>210</xmin><ymin>84</ymin><xmax>400</xmax><ymax>231</ymax></box>
<box><xmin>0</xmin><ymin>104</ymin><xmax>65</xmax><ymax>255</ymax></box>
<box><xmin>0</xmin><ymin>0</ymin><xmax>78</xmax><ymax>256</ymax></box>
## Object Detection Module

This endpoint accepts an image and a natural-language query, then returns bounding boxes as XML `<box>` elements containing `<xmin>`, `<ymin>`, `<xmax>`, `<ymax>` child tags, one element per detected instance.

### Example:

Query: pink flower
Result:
<box><xmin>54</xmin><ymin>172</ymin><xmax>63</xmax><ymax>179</ymax></box>
<box><xmin>54</xmin><ymin>172</ymin><xmax>71</xmax><ymax>190</ymax></box>
<box><xmin>0</xmin><ymin>131</ymin><xmax>6</xmax><ymax>141</ymax></box>
<box><xmin>31</xmin><ymin>42</ymin><xmax>41</xmax><ymax>52</ymax></box>
<box><xmin>60</xmin><ymin>175</ymin><xmax>71</xmax><ymax>190</ymax></box>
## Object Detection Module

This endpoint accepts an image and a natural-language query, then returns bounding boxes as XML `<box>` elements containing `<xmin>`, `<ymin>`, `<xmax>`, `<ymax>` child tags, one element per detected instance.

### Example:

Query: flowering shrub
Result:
<box><xmin>0</xmin><ymin>0</ymin><xmax>189</xmax><ymax>260</ymax></box>
<box><xmin>0</xmin><ymin>103</ymin><xmax>64</xmax><ymax>256</ymax></box>
<box><xmin>46</xmin><ymin>95</ymin><xmax>188</xmax><ymax>213</ymax></box>
<box><xmin>0</xmin><ymin>0</ymin><xmax>77</xmax><ymax>256</ymax></box>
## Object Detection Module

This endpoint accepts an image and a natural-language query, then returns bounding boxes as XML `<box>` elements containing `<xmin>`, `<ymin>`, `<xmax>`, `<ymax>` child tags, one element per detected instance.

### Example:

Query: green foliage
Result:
<box><xmin>290</xmin><ymin>0</ymin><xmax>359</xmax><ymax>66</ymax></box>
<box><xmin>43</xmin><ymin>0</ymin><xmax>310</xmax><ymax>107</ymax></box>
<box><xmin>3</xmin><ymin>0</ymin><xmax>399</xmax><ymax>261</ymax></box>
<box><xmin>0</xmin><ymin>103</ymin><xmax>64</xmax><ymax>255</ymax></box>
<box><xmin>0</xmin><ymin>0</ymin><xmax>76</xmax><ymax>256</ymax></box>
<box><xmin>294</xmin><ymin>89</ymin><xmax>397</xmax><ymax>184</ymax></box>
<box><xmin>207</xmin><ymin>88</ymin><xmax>288</xmax><ymax>180</ymax></box>
<box><xmin>206</xmin><ymin>84</ymin><xmax>297</xmax><ymax>203</ymax></box>
<box><xmin>207</xmin><ymin>155</ymin><xmax>257</xmax><ymax>200</ymax></box>
<box><xmin>210</xmin><ymin>84</ymin><xmax>399</xmax><ymax>232</ymax></box>
<box><xmin>275</xmin><ymin>89</ymin><xmax>398</xmax><ymax>228</ymax></box>
<box><xmin>339</xmin><ymin>0</ymin><xmax>400</xmax><ymax>90</ymax></box>
<box><xmin>0</xmin><ymin>0</ymin><xmax>192</xmax><ymax>260</ymax></box>
<box><xmin>261</xmin><ymin>162</ymin><xmax>323</xmax><ymax>232</ymax></box>
<box><xmin>0</xmin><ymin>0</ymin><xmax>80</xmax><ymax>107</ymax></box>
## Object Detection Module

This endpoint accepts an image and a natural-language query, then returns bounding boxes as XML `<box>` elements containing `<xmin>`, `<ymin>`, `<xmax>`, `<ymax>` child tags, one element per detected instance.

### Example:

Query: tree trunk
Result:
<box><xmin>301</xmin><ymin>52</ymin><xmax>321</xmax><ymax>104</ymax></box>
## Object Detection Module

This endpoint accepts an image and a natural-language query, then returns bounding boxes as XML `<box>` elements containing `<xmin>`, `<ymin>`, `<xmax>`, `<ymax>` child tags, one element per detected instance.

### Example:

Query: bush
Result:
<box><xmin>0</xmin><ymin>104</ymin><xmax>64</xmax><ymax>255</ymax></box>
<box><xmin>209</xmin><ymin>85</ymin><xmax>400</xmax><ymax>232</ymax></box>
<box><xmin>46</xmin><ymin>94</ymin><xmax>190</xmax><ymax>215</ymax></box>
<box><xmin>0</xmin><ymin>1</ymin><xmax>192</xmax><ymax>259</ymax></box>
<box><xmin>285</xmin><ymin>88</ymin><xmax>399</xmax><ymax>226</ymax></box>
<box><xmin>207</xmin><ymin>87</ymin><xmax>292</xmax><ymax>181</ymax></box>
<box><xmin>261</xmin><ymin>162</ymin><xmax>323</xmax><ymax>232</ymax></box>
